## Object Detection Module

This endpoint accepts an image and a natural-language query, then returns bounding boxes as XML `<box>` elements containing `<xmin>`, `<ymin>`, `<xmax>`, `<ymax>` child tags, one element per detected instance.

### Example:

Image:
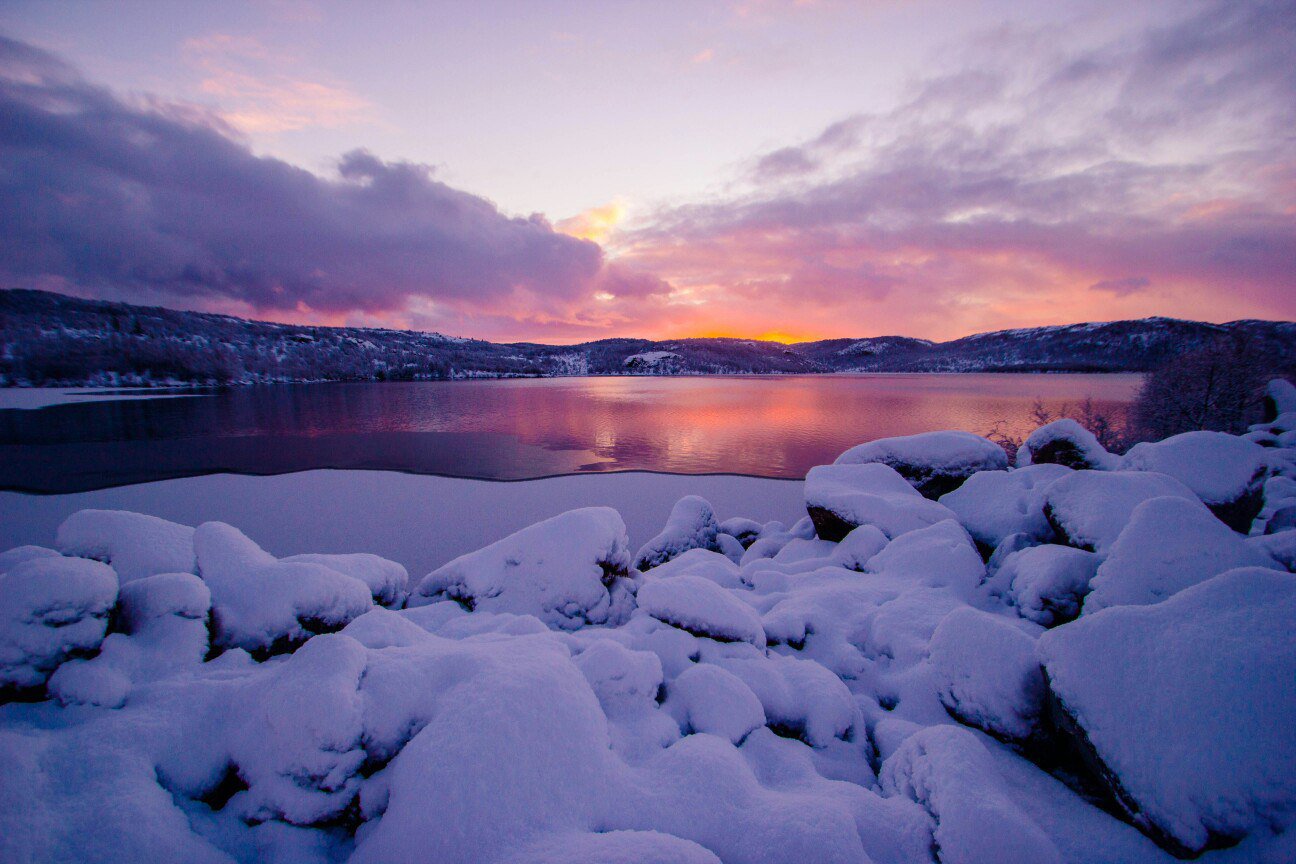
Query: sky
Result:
<box><xmin>0</xmin><ymin>0</ymin><xmax>1292</xmax><ymax>343</ymax></box>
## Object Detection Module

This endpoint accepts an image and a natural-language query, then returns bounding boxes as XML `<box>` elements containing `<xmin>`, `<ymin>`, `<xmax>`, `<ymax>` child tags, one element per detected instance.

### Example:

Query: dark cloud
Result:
<box><xmin>1090</xmin><ymin>276</ymin><xmax>1151</xmax><ymax>296</ymax></box>
<box><xmin>0</xmin><ymin>35</ymin><xmax>665</xmax><ymax>322</ymax></box>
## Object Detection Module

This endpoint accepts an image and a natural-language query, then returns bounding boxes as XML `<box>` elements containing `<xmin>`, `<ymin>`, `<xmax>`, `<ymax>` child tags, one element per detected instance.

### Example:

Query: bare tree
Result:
<box><xmin>1130</xmin><ymin>335</ymin><xmax>1276</xmax><ymax>439</ymax></box>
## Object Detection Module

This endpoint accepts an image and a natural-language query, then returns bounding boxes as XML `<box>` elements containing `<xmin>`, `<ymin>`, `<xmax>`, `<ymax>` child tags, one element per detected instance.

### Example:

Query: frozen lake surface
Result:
<box><xmin>0</xmin><ymin>374</ymin><xmax>1140</xmax><ymax>493</ymax></box>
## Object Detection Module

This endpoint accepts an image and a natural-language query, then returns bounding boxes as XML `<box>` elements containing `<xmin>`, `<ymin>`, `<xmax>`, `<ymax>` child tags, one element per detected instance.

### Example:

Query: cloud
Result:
<box><xmin>1090</xmin><ymin>276</ymin><xmax>1151</xmax><ymax>297</ymax></box>
<box><xmin>614</xmin><ymin>0</ymin><xmax>1296</xmax><ymax>339</ymax></box>
<box><xmin>0</xmin><ymin>34</ymin><xmax>666</xmax><ymax>338</ymax></box>
<box><xmin>181</xmin><ymin>32</ymin><xmax>371</xmax><ymax>134</ymax></box>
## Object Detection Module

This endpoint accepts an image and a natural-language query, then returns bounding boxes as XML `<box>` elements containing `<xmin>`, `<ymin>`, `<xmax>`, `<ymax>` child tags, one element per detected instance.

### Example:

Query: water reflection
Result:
<box><xmin>0</xmin><ymin>374</ymin><xmax>1141</xmax><ymax>493</ymax></box>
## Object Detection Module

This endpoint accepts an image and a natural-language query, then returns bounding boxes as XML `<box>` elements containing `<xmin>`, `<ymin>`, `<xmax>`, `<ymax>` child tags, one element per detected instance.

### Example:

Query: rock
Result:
<box><xmin>1084</xmin><ymin>496</ymin><xmax>1279</xmax><ymax>613</ymax></box>
<box><xmin>410</xmin><ymin>507</ymin><xmax>636</xmax><ymax>631</ymax></box>
<box><xmin>1120</xmin><ymin>432</ymin><xmax>1270</xmax><ymax>532</ymax></box>
<box><xmin>805</xmin><ymin>463</ymin><xmax>958</xmax><ymax>542</ymax></box>
<box><xmin>717</xmin><ymin>517</ymin><xmax>763</xmax><ymax>548</ymax></box>
<box><xmin>1018</xmin><ymin>420</ymin><xmax>1117</xmax><ymax>470</ymax></box>
<box><xmin>928</xmin><ymin>607</ymin><xmax>1045</xmax><ymax>743</ymax></box>
<box><xmin>834</xmin><ymin>431</ymin><xmax>1009</xmax><ymax>498</ymax></box>
<box><xmin>1263</xmin><ymin>378</ymin><xmax>1296</xmax><ymax>422</ymax></box>
<box><xmin>1040</xmin><ymin>470</ymin><xmax>1202</xmax><ymax>555</ymax></box>
<box><xmin>281</xmin><ymin>553</ymin><xmax>409</xmax><ymax>607</ymax></box>
<box><xmin>635</xmin><ymin>496</ymin><xmax>721</xmax><ymax>571</ymax></box>
<box><xmin>1037</xmin><ymin>568</ymin><xmax>1296</xmax><ymax>857</ymax></box>
<box><xmin>664</xmin><ymin>664</ymin><xmax>765</xmax><ymax>744</ymax></box>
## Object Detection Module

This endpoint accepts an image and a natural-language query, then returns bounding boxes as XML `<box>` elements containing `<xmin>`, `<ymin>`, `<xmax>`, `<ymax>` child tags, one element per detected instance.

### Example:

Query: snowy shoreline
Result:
<box><xmin>2</xmin><ymin>383</ymin><xmax>1295</xmax><ymax>863</ymax></box>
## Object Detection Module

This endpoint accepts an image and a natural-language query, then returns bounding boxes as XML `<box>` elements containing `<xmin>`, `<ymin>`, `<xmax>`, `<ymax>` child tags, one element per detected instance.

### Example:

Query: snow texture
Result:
<box><xmin>1000</xmin><ymin>544</ymin><xmax>1098</xmax><ymax>626</ymax></box>
<box><xmin>833</xmin><ymin>431</ymin><xmax>1009</xmax><ymax>498</ymax></box>
<box><xmin>939</xmin><ymin>464</ymin><xmax>1072</xmax><ymax>550</ymax></box>
<box><xmin>1120</xmin><ymin>431</ymin><xmax>1269</xmax><ymax>531</ymax></box>
<box><xmin>637</xmin><ymin>575</ymin><xmax>765</xmax><ymax>646</ymax></box>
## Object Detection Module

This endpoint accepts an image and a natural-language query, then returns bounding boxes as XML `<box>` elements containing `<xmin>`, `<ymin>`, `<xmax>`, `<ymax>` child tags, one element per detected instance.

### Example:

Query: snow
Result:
<box><xmin>833</xmin><ymin>431</ymin><xmax>1008</xmax><ymax>498</ymax></box>
<box><xmin>0</xmin><ymin>386</ymin><xmax>203</xmax><ymax>410</ymax></box>
<box><xmin>938</xmin><ymin>464</ymin><xmax>1072</xmax><ymax>550</ymax></box>
<box><xmin>0</xmin><ymin>555</ymin><xmax>117</xmax><ymax>690</ymax></box>
<box><xmin>280</xmin><ymin>552</ymin><xmax>408</xmax><ymax>607</ymax></box>
<box><xmin>637</xmin><ymin>575</ymin><xmax>765</xmax><ymax>646</ymax></box>
<box><xmin>3</xmin><ymin>422</ymin><xmax>1293</xmax><ymax>863</ymax></box>
<box><xmin>1266</xmin><ymin>378</ymin><xmax>1296</xmax><ymax>418</ymax></box>
<box><xmin>1038</xmin><ymin>567</ymin><xmax>1296</xmax><ymax>856</ymax></box>
<box><xmin>195</xmin><ymin>521</ymin><xmax>374</xmax><ymax>653</ymax></box>
<box><xmin>805</xmin><ymin>462</ymin><xmax>959</xmax><ymax>541</ymax></box>
<box><xmin>880</xmin><ymin>725</ymin><xmax>1063</xmax><ymax>864</ymax></box>
<box><xmin>928</xmin><ymin>608</ymin><xmax>1045</xmax><ymax>742</ymax></box>
<box><xmin>998</xmin><ymin>544</ymin><xmax>1098</xmax><ymax>626</ymax></box>
<box><xmin>56</xmin><ymin>509</ymin><xmax>196</xmax><ymax>583</ymax></box>
<box><xmin>410</xmin><ymin>507</ymin><xmax>637</xmax><ymax>630</ymax></box>
<box><xmin>1119</xmin><ymin>431</ymin><xmax>1269</xmax><ymax>530</ymax></box>
<box><xmin>664</xmin><ymin>663</ymin><xmax>765</xmax><ymax>744</ymax></box>
<box><xmin>1084</xmin><ymin>496</ymin><xmax>1279</xmax><ymax>613</ymax></box>
<box><xmin>635</xmin><ymin>495</ymin><xmax>720</xmax><ymax>571</ymax></box>
<box><xmin>1040</xmin><ymin>470</ymin><xmax>1202</xmax><ymax>554</ymax></box>
<box><xmin>1017</xmin><ymin>419</ymin><xmax>1117</xmax><ymax>470</ymax></box>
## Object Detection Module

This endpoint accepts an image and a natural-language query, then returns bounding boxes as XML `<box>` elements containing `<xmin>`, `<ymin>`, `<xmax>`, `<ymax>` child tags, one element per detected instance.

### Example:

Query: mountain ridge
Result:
<box><xmin>2</xmin><ymin>288</ymin><xmax>1293</xmax><ymax>386</ymax></box>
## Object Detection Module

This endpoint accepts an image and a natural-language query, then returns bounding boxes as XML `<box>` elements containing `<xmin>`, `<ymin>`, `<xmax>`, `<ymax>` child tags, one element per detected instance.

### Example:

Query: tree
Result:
<box><xmin>1130</xmin><ymin>335</ymin><xmax>1276</xmax><ymax>439</ymax></box>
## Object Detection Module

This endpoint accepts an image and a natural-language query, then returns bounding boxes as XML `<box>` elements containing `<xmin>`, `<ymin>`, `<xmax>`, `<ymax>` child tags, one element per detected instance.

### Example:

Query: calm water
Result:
<box><xmin>0</xmin><ymin>374</ymin><xmax>1140</xmax><ymax>493</ymax></box>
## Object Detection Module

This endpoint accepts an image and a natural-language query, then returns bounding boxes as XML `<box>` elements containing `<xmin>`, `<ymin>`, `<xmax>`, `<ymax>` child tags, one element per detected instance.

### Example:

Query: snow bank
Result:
<box><xmin>1120</xmin><ymin>431</ymin><xmax>1269</xmax><ymax>531</ymax></box>
<box><xmin>1017</xmin><ymin>419</ymin><xmax>1117</xmax><ymax>470</ymax></box>
<box><xmin>1084</xmin><ymin>496</ymin><xmax>1278</xmax><ymax>613</ymax></box>
<box><xmin>1038</xmin><ymin>568</ymin><xmax>1296</xmax><ymax>856</ymax></box>
<box><xmin>834</xmin><ymin>430</ymin><xmax>1008</xmax><ymax>498</ymax></box>
<box><xmin>410</xmin><ymin>507</ymin><xmax>637</xmax><ymax>630</ymax></box>
<box><xmin>56</xmin><ymin>509</ymin><xmax>195</xmax><ymax>582</ymax></box>
<box><xmin>1040</xmin><ymin>470</ymin><xmax>1201</xmax><ymax>554</ymax></box>
<box><xmin>805</xmin><ymin>462</ymin><xmax>958</xmax><ymax>541</ymax></box>
<box><xmin>635</xmin><ymin>496</ymin><xmax>720</xmax><ymax>571</ymax></box>
<box><xmin>280</xmin><ymin>552</ymin><xmax>408</xmax><ymax>606</ymax></box>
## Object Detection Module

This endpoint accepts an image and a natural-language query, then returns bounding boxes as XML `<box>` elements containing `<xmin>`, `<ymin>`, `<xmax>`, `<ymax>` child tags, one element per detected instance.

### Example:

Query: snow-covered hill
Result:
<box><xmin>2</xmin><ymin>288</ymin><xmax>1293</xmax><ymax>387</ymax></box>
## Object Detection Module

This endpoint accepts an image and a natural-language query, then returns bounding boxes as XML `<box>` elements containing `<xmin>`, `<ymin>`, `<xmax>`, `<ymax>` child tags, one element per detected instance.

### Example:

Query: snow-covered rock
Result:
<box><xmin>1119</xmin><ymin>431</ymin><xmax>1270</xmax><ymax>531</ymax></box>
<box><xmin>881</xmin><ymin>725</ymin><xmax>1063</xmax><ymax>864</ymax></box>
<box><xmin>1264</xmin><ymin>378</ymin><xmax>1296</xmax><ymax>421</ymax></box>
<box><xmin>939</xmin><ymin>464</ymin><xmax>1072</xmax><ymax>551</ymax></box>
<box><xmin>280</xmin><ymin>552</ymin><xmax>409</xmax><ymax>606</ymax></box>
<box><xmin>864</xmin><ymin>519</ymin><xmax>985</xmax><ymax>594</ymax></box>
<box><xmin>1017</xmin><ymin>419</ymin><xmax>1117</xmax><ymax>470</ymax></box>
<box><xmin>1040</xmin><ymin>470</ymin><xmax>1202</xmax><ymax>554</ymax></box>
<box><xmin>55</xmin><ymin>509</ymin><xmax>195</xmax><ymax>583</ymax></box>
<box><xmin>1084</xmin><ymin>496</ymin><xmax>1278</xmax><ymax>613</ymax></box>
<box><xmin>409</xmin><ymin>507</ymin><xmax>637</xmax><ymax>631</ymax></box>
<box><xmin>1038</xmin><ymin>568</ymin><xmax>1296</xmax><ymax>856</ymax></box>
<box><xmin>195</xmin><ymin>521</ymin><xmax>374</xmax><ymax>654</ymax></box>
<box><xmin>0</xmin><ymin>556</ymin><xmax>118</xmax><ymax>692</ymax></box>
<box><xmin>717</xmin><ymin>517</ymin><xmax>763</xmax><ymax>547</ymax></box>
<box><xmin>929</xmin><ymin>608</ymin><xmax>1045</xmax><ymax>743</ymax></box>
<box><xmin>999</xmin><ymin>544</ymin><xmax>1098</xmax><ymax>626</ymax></box>
<box><xmin>805</xmin><ymin>462</ymin><xmax>958</xmax><ymax>542</ymax></box>
<box><xmin>635</xmin><ymin>496</ymin><xmax>720</xmax><ymax>571</ymax></box>
<box><xmin>0</xmin><ymin>545</ymin><xmax>60</xmax><ymax>573</ymax></box>
<box><xmin>637</xmin><ymin>576</ymin><xmax>765</xmax><ymax>646</ymax></box>
<box><xmin>833</xmin><ymin>431</ymin><xmax>1008</xmax><ymax>498</ymax></box>
<box><xmin>664</xmin><ymin>664</ymin><xmax>765</xmax><ymax>744</ymax></box>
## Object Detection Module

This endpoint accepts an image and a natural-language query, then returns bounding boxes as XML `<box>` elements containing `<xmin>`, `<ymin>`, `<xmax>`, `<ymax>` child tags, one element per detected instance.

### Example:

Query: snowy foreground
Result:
<box><xmin>3</xmin><ymin>385</ymin><xmax>1296</xmax><ymax>863</ymax></box>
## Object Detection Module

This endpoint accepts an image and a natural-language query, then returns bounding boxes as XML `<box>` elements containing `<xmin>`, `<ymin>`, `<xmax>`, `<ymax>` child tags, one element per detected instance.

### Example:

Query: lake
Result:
<box><xmin>0</xmin><ymin>374</ymin><xmax>1141</xmax><ymax>493</ymax></box>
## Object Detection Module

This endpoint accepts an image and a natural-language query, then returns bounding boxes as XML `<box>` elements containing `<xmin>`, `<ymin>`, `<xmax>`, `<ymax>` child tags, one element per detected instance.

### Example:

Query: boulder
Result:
<box><xmin>1001</xmin><ymin>544</ymin><xmax>1099</xmax><ymax>626</ymax></box>
<box><xmin>939</xmin><ymin>464</ymin><xmax>1072</xmax><ymax>552</ymax></box>
<box><xmin>1120</xmin><ymin>432</ymin><xmax>1269</xmax><ymax>532</ymax></box>
<box><xmin>1040</xmin><ymin>470</ymin><xmax>1201</xmax><ymax>555</ymax></box>
<box><xmin>635</xmin><ymin>496</ymin><xmax>721</xmax><ymax>571</ymax></box>
<box><xmin>1017</xmin><ymin>420</ymin><xmax>1117</xmax><ymax>470</ymax></box>
<box><xmin>834</xmin><ymin>431</ymin><xmax>1008</xmax><ymax>498</ymax></box>
<box><xmin>805</xmin><ymin>463</ymin><xmax>958</xmax><ymax>542</ymax></box>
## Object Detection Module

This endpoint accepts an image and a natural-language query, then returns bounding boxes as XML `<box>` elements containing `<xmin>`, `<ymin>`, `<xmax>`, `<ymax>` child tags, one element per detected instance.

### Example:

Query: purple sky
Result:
<box><xmin>0</xmin><ymin>0</ymin><xmax>1292</xmax><ymax>342</ymax></box>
